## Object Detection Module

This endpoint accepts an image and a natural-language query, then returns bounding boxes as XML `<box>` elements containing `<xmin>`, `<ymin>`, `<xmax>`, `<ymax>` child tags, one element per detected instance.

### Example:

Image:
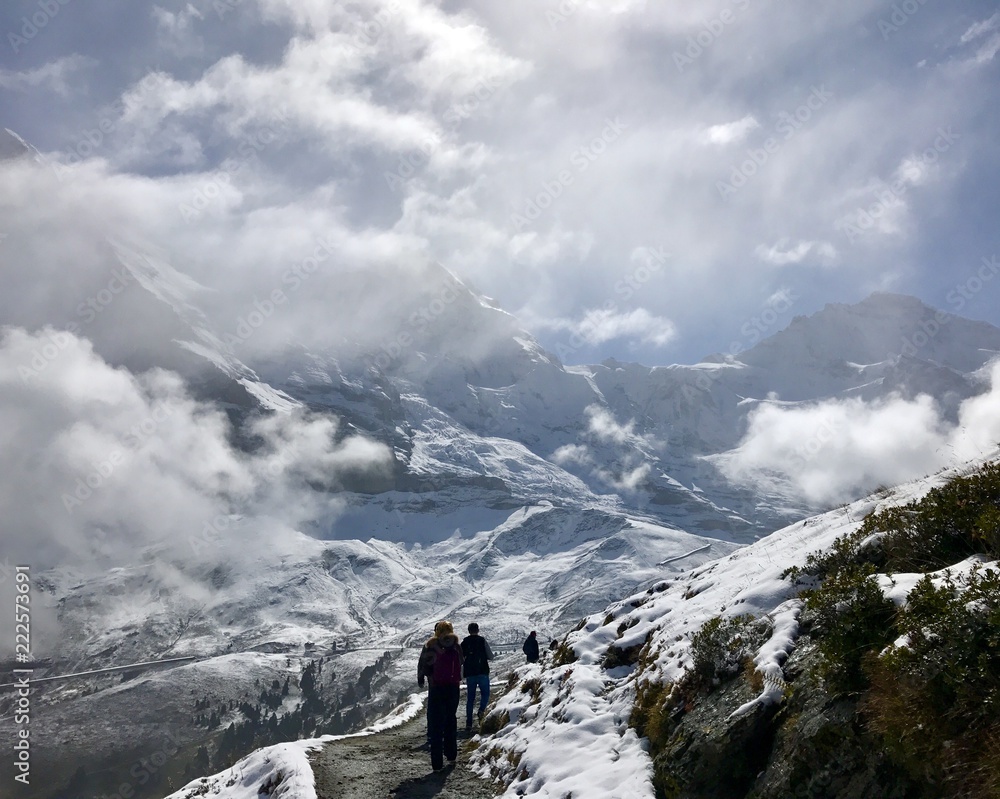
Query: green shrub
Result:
<box><xmin>861</xmin><ymin>461</ymin><xmax>1000</xmax><ymax>572</ymax></box>
<box><xmin>799</xmin><ymin>462</ymin><xmax>1000</xmax><ymax>696</ymax></box>
<box><xmin>602</xmin><ymin>642</ymin><xmax>645</xmax><ymax>669</ymax></box>
<box><xmin>550</xmin><ymin>639</ymin><xmax>578</xmax><ymax>667</ymax></box>
<box><xmin>804</xmin><ymin>565</ymin><xmax>896</xmax><ymax>694</ymax></box>
<box><xmin>632</xmin><ymin>676</ymin><xmax>676</xmax><ymax>752</ymax></box>
<box><xmin>630</xmin><ymin>641</ymin><xmax>679</xmax><ymax>755</ymax></box>
<box><xmin>794</xmin><ymin>463</ymin><xmax>1000</xmax><ymax>585</ymax></box>
<box><xmin>797</xmin><ymin>525</ymin><xmax>886</xmax><ymax>582</ymax></box>
<box><xmin>679</xmin><ymin>614</ymin><xmax>771</xmax><ymax>695</ymax></box>
<box><xmin>865</xmin><ymin>565</ymin><xmax>1000</xmax><ymax>797</ymax></box>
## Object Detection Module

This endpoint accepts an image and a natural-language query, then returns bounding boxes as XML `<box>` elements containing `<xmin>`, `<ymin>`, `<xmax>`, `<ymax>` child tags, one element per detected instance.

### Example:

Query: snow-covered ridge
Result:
<box><xmin>85</xmin><ymin>213</ymin><xmax>995</xmax><ymax>543</ymax></box>
<box><xmin>474</xmin><ymin>450</ymin><xmax>1000</xmax><ymax>799</ymax></box>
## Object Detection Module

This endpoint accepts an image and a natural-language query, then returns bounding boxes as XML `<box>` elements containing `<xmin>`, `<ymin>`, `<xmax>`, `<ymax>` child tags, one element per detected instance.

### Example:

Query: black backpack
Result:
<box><xmin>462</xmin><ymin>635</ymin><xmax>488</xmax><ymax>677</ymax></box>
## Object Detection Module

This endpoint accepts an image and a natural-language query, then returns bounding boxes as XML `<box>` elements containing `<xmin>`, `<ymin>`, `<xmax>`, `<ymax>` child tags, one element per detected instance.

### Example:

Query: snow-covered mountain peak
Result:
<box><xmin>740</xmin><ymin>292</ymin><xmax>1000</xmax><ymax>377</ymax></box>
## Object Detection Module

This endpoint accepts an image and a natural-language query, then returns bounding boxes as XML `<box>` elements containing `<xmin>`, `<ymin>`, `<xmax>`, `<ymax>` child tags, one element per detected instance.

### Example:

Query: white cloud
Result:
<box><xmin>714</xmin><ymin>360</ymin><xmax>1000</xmax><ymax>506</ymax></box>
<box><xmin>969</xmin><ymin>32</ymin><xmax>1000</xmax><ymax>66</ymax></box>
<box><xmin>0</xmin><ymin>55</ymin><xmax>96</xmax><ymax>96</ymax></box>
<box><xmin>585</xmin><ymin>405</ymin><xmax>639</xmax><ymax>445</ymax></box>
<box><xmin>551</xmin><ymin>443</ymin><xmax>594</xmax><ymax>467</ymax></box>
<box><xmin>951</xmin><ymin>361</ymin><xmax>1000</xmax><ymax>461</ymax></box>
<box><xmin>508</xmin><ymin>229</ymin><xmax>594</xmax><ymax>267</ymax></box>
<box><xmin>153</xmin><ymin>2</ymin><xmax>203</xmax><ymax>30</ymax></box>
<box><xmin>3</xmin><ymin>0</ymin><xmax>999</xmax><ymax>371</ymax></box>
<box><xmin>755</xmin><ymin>238</ymin><xmax>837</xmax><ymax>266</ymax></box>
<box><xmin>960</xmin><ymin>12</ymin><xmax>1000</xmax><ymax>44</ymax></box>
<box><xmin>538</xmin><ymin>308</ymin><xmax>677</xmax><ymax>348</ymax></box>
<box><xmin>117</xmin><ymin>0</ymin><xmax>530</xmax><ymax>171</ymax></box>
<box><xmin>550</xmin><ymin>407</ymin><xmax>655</xmax><ymax>492</ymax></box>
<box><xmin>0</xmin><ymin>326</ymin><xmax>393</xmax><ymax>571</ymax></box>
<box><xmin>953</xmin><ymin>13</ymin><xmax>1000</xmax><ymax>70</ymax></box>
<box><xmin>585</xmin><ymin>406</ymin><xmax>657</xmax><ymax>491</ymax></box>
<box><xmin>599</xmin><ymin>462</ymin><xmax>651</xmax><ymax>492</ymax></box>
<box><xmin>151</xmin><ymin>3</ymin><xmax>206</xmax><ymax>57</ymax></box>
<box><xmin>704</xmin><ymin>115</ymin><xmax>760</xmax><ymax>145</ymax></box>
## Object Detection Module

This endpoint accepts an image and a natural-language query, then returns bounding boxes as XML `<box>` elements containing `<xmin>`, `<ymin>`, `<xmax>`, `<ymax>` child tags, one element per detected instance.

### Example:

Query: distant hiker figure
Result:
<box><xmin>461</xmin><ymin>622</ymin><xmax>495</xmax><ymax>731</ymax></box>
<box><xmin>417</xmin><ymin>620</ymin><xmax>464</xmax><ymax>771</ymax></box>
<box><xmin>522</xmin><ymin>630</ymin><xmax>540</xmax><ymax>663</ymax></box>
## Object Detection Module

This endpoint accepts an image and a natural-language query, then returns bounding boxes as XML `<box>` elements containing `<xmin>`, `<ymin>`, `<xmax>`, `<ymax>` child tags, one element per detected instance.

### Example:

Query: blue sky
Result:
<box><xmin>1</xmin><ymin>0</ymin><xmax>999</xmax><ymax>365</ymax></box>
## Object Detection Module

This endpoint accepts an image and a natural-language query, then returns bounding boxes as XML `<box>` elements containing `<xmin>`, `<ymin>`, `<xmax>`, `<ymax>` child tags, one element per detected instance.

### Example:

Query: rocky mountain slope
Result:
<box><xmin>256</xmin><ymin>282</ymin><xmax>1000</xmax><ymax>543</ymax></box>
<box><xmin>475</xmin><ymin>451</ymin><xmax>1000</xmax><ymax>799</ymax></box>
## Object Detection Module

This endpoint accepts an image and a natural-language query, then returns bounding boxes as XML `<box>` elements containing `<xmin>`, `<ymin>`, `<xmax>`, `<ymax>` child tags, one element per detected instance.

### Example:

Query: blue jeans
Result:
<box><xmin>466</xmin><ymin>674</ymin><xmax>490</xmax><ymax>725</ymax></box>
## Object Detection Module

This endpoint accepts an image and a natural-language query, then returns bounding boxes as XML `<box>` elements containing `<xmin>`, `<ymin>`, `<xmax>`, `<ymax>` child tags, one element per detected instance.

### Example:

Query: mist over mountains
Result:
<box><xmin>4</xmin><ymin>124</ymin><xmax>1000</xmax><ymax>576</ymax></box>
<box><xmin>2</xmin><ymin>127</ymin><xmax>1000</xmax><ymax>798</ymax></box>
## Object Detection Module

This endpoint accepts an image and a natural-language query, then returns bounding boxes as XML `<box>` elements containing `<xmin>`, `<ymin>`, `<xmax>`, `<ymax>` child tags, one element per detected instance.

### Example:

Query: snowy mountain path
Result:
<box><xmin>310</xmin><ymin>711</ymin><xmax>499</xmax><ymax>799</ymax></box>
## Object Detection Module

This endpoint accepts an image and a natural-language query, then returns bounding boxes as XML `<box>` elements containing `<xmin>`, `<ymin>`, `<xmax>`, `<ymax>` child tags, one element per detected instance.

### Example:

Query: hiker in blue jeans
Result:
<box><xmin>460</xmin><ymin>622</ymin><xmax>495</xmax><ymax>731</ymax></box>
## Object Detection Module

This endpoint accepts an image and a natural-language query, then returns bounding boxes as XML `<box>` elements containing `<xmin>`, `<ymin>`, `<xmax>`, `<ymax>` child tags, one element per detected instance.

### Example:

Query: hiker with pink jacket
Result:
<box><xmin>417</xmin><ymin>620</ymin><xmax>465</xmax><ymax>771</ymax></box>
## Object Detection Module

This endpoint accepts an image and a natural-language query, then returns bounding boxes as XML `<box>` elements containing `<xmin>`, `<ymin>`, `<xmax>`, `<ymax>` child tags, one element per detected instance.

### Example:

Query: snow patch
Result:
<box><xmin>165</xmin><ymin>694</ymin><xmax>425</xmax><ymax>799</ymax></box>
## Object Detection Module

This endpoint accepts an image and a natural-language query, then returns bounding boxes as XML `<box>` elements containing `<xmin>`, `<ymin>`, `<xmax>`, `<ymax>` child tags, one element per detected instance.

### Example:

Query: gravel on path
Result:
<box><xmin>310</xmin><ymin>710</ymin><xmax>501</xmax><ymax>799</ymax></box>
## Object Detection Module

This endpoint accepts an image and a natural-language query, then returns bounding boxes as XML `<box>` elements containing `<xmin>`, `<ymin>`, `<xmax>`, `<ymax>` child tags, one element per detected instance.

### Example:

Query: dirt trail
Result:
<box><xmin>310</xmin><ymin>710</ymin><xmax>500</xmax><ymax>799</ymax></box>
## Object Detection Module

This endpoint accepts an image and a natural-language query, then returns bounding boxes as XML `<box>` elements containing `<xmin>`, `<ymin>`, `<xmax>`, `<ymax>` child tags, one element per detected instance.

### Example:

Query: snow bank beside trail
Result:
<box><xmin>165</xmin><ymin>741</ymin><xmax>318</xmax><ymax>799</ymax></box>
<box><xmin>474</xmin><ymin>459</ymin><xmax>985</xmax><ymax>799</ymax></box>
<box><xmin>473</xmin><ymin>662</ymin><xmax>654</xmax><ymax>799</ymax></box>
<box><xmin>163</xmin><ymin>693</ymin><xmax>425</xmax><ymax>799</ymax></box>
